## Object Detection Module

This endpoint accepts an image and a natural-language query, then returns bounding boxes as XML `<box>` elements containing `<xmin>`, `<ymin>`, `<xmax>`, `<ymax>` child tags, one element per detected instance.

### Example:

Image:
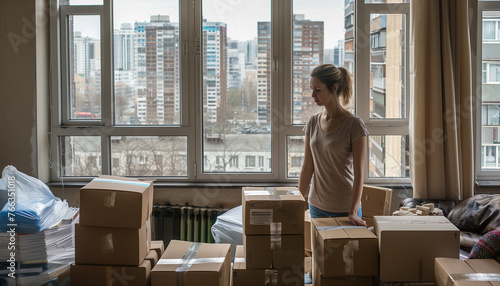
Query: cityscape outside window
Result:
<box><xmin>53</xmin><ymin>0</ymin><xmax>412</xmax><ymax>182</ymax></box>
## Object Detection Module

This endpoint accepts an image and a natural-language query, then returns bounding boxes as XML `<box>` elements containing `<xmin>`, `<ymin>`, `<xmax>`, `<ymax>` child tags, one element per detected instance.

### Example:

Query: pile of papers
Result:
<box><xmin>0</xmin><ymin>207</ymin><xmax>78</xmax><ymax>284</ymax></box>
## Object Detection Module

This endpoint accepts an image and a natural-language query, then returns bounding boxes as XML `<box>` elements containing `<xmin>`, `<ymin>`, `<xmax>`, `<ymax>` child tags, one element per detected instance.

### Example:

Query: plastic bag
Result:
<box><xmin>0</xmin><ymin>165</ymin><xmax>69</xmax><ymax>233</ymax></box>
<box><xmin>211</xmin><ymin>205</ymin><xmax>243</xmax><ymax>261</ymax></box>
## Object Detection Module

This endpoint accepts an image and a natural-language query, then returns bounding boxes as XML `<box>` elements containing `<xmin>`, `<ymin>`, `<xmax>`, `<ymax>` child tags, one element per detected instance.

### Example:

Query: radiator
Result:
<box><xmin>152</xmin><ymin>204</ymin><xmax>225</xmax><ymax>246</ymax></box>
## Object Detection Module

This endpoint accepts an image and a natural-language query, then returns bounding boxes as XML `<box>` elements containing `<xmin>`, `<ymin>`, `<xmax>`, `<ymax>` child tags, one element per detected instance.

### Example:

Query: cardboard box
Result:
<box><xmin>80</xmin><ymin>175</ymin><xmax>154</xmax><ymax>229</ymax></box>
<box><xmin>305</xmin><ymin>209</ymin><xmax>312</xmax><ymax>255</ymax></box>
<box><xmin>233</xmin><ymin>245</ymin><xmax>304</xmax><ymax>286</ymax></box>
<box><xmin>145</xmin><ymin>249</ymin><xmax>159</xmax><ymax>268</ymax></box>
<box><xmin>313</xmin><ymin>262</ymin><xmax>374</xmax><ymax>286</ymax></box>
<box><xmin>361</xmin><ymin>185</ymin><xmax>392</xmax><ymax>219</ymax></box>
<box><xmin>242</xmin><ymin>187</ymin><xmax>306</xmax><ymax>235</ymax></box>
<box><xmin>75</xmin><ymin>221</ymin><xmax>150</xmax><ymax>266</ymax></box>
<box><xmin>374</xmin><ymin>216</ymin><xmax>460</xmax><ymax>282</ymax></box>
<box><xmin>312</xmin><ymin>217</ymin><xmax>379</xmax><ymax>277</ymax></box>
<box><xmin>151</xmin><ymin>240</ymin><xmax>165</xmax><ymax>259</ymax></box>
<box><xmin>151</xmin><ymin>240</ymin><xmax>231</xmax><ymax>286</ymax></box>
<box><xmin>71</xmin><ymin>259</ymin><xmax>151</xmax><ymax>286</ymax></box>
<box><xmin>243</xmin><ymin>234</ymin><xmax>304</xmax><ymax>269</ymax></box>
<box><xmin>435</xmin><ymin>258</ymin><xmax>500</xmax><ymax>286</ymax></box>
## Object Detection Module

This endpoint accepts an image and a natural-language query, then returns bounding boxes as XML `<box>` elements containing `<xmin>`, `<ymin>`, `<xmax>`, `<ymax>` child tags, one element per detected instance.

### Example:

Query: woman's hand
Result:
<box><xmin>348</xmin><ymin>213</ymin><xmax>367</xmax><ymax>227</ymax></box>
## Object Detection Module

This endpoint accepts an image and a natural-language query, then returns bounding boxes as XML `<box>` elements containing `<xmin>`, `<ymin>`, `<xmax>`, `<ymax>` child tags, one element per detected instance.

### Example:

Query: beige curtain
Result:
<box><xmin>409</xmin><ymin>0</ymin><xmax>474</xmax><ymax>200</ymax></box>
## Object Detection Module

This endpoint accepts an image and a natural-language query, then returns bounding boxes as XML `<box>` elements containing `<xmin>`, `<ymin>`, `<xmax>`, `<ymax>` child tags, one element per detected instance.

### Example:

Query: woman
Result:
<box><xmin>298</xmin><ymin>64</ymin><xmax>368</xmax><ymax>226</ymax></box>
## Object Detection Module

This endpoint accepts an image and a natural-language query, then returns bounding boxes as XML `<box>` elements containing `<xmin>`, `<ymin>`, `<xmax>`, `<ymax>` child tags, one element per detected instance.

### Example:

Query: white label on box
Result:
<box><xmin>244</xmin><ymin>190</ymin><xmax>271</xmax><ymax>196</ymax></box>
<box><xmin>250</xmin><ymin>209</ymin><xmax>273</xmax><ymax>225</ymax></box>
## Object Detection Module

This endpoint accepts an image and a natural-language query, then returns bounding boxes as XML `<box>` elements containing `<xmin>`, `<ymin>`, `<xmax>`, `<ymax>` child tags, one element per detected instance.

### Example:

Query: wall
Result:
<box><xmin>0</xmin><ymin>0</ymin><xmax>50</xmax><ymax>181</ymax></box>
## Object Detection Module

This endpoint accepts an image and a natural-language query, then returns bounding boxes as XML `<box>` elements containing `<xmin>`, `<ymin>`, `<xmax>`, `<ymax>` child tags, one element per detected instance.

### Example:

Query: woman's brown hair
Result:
<box><xmin>310</xmin><ymin>64</ymin><xmax>353</xmax><ymax>107</ymax></box>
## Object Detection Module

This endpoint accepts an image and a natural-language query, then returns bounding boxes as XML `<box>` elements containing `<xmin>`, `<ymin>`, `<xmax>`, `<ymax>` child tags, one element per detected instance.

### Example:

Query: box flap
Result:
<box><xmin>82</xmin><ymin>175</ymin><xmax>153</xmax><ymax>193</ymax></box>
<box><xmin>243</xmin><ymin>187</ymin><xmax>305</xmax><ymax>202</ymax></box>
<box><xmin>335</xmin><ymin>217</ymin><xmax>377</xmax><ymax>239</ymax></box>
<box><xmin>375</xmin><ymin>216</ymin><xmax>459</xmax><ymax>232</ymax></box>
<box><xmin>154</xmin><ymin>240</ymin><xmax>230</xmax><ymax>273</ymax></box>
<box><xmin>313</xmin><ymin>217</ymin><xmax>375</xmax><ymax>239</ymax></box>
<box><xmin>313</xmin><ymin>217</ymin><xmax>347</xmax><ymax>240</ymax></box>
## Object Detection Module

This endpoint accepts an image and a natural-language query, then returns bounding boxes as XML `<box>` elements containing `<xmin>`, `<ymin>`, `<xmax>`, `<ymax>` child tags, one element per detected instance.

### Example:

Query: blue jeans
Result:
<box><xmin>309</xmin><ymin>204</ymin><xmax>362</xmax><ymax>219</ymax></box>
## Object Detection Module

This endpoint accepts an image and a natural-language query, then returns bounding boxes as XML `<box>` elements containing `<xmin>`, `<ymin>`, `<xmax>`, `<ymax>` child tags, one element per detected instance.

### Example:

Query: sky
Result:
<box><xmin>72</xmin><ymin>0</ymin><xmax>346</xmax><ymax>49</ymax></box>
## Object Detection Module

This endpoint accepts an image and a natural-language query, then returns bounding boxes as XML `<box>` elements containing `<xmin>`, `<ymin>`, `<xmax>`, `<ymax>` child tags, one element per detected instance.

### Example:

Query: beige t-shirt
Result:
<box><xmin>304</xmin><ymin>112</ymin><xmax>368</xmax><ymax>213</ymax></box>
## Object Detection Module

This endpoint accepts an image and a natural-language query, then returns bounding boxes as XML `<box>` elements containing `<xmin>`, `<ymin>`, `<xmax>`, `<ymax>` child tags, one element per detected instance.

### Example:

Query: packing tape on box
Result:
<box><xmin>156</xmin><ymin>242</ymin><xmax>225</xmax><ymax>286</ymax></box>
<box><xmin>264</xmin><ymin>269</ymin><xmax>278</xmax><ymax>286</ymax></box>
<box><xmin>102</xmin><ymin>233</ymin><xmax>114</xmax><ymax>255</ymax></box>
<box><xmin>104</xmin><ymin>191</ymin><xmax>117</xmax><ymax>208</ymax></box>
<box><xmin>342</xmin><ymin>240</ymin><xmax>359</xmax><ymax>275</ymax></box>
<box><xmin>244</xmin><ymin>188</ymin><xmax>301</xmax><ymax>197</ymax></box>
<box><xmin>317</xmin><ymin>225</ymin><xmax>366</xmax><ymax>231</ymax></box>
<box><xmin>270</xmin><ymin>222</ymin><xmax>282</xmax><ymax>250</ymax></box>
<box><xmin>447</xmin><ymin>273</ymin><xmax>500</xmax><ymax>285</ymax></box>
<box><xmin>93</xmin><ymin>177</ymin><xmax>151</xmax><ymax>187</ymax></box>
<box><xmin>234</xmin><ymin>258</ymin><xmax>245</xmax><ymax>263</ymax></box>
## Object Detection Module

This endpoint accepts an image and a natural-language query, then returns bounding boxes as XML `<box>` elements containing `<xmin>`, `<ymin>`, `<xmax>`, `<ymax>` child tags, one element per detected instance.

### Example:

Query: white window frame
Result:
<box><xmin>49</xmin><ymin>0</ymin><xmax>411</xmax><ymax>184</ymax></box>
<box><xmin>476</xmin><ymin>1</ymin><xmax>500</xmax><ymax>180</ymax></box>
<box><xmin>357</xmin><ymin>1</ymin><xmax>410</xmax><ymax>184</ymax></box>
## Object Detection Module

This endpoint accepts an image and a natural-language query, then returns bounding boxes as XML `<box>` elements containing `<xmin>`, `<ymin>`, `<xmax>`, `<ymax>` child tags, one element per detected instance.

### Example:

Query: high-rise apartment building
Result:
<box><xmin>203</xmin><ymin>21</ymin><xmax>227</xmax><ymax>124</ymax></box>
<box><xmin>292</xmin><ymin>14</ymin><xmax>324</xmax><ymax>124</ymax></box>
<box><xmin>257</xmin><ymin>22</ymin><xmax>271</xmax><ymax>124</ymax></box>
<box><xmin>134</xmin><ymin>15</ymin><xmax>180</xmax><ymax>125</ymax></box>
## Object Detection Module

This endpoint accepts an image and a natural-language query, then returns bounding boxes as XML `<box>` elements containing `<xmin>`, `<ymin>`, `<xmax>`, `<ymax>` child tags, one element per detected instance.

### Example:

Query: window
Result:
<box><xmin>478</xmin><ymin>2</ymin><xmax>500</xmax><ymax>176</ymax></box>
<box><xmin>50</xmin><ymin>0</ymin><xmax>410</xmax><ymax>183</ymax></box>
<box><xmin>245</xmin><ymin>156</ymin><xmax>256</xmax><ymax>168</ymax></box>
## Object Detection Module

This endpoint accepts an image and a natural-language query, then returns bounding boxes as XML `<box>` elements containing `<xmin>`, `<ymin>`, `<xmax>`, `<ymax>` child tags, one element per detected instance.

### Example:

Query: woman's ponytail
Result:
<box><xmin>338</xmin><ymin>67</ymin><xmax>353</xmax><ymax>107</ymax></box>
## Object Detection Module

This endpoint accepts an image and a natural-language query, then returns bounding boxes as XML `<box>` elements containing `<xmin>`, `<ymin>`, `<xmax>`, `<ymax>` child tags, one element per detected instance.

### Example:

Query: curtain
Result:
<box><xmin>409</xmin><ymin>0</ymin><xmax>474</xmax><ymax>200</ymax></box>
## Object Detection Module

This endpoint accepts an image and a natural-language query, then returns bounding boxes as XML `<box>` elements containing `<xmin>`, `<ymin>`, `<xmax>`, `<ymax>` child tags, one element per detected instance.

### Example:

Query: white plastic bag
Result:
<box><xmin>211</xmin><ymin>205</ymin><xmax>243</xmax><ymax>261</ymax></box>
<box><xmin>0</xmin><ymin>166</ymin><xmax>69</xmax><ymax>233</ymax></box>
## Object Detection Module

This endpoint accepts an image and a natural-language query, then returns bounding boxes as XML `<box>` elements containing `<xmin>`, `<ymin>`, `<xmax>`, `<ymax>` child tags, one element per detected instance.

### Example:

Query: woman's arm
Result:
<box><xmin>349</xmin><ymin>135</ymin><xmax>367</xmax><ymax>226</ymax></box>
<box><xmin>298</xmin><ymin>136</ymin><xmax>314</xmax><ymax>200</ymax></box>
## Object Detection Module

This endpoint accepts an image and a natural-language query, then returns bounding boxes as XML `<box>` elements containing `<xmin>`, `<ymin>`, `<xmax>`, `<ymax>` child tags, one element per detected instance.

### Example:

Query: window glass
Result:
<box><xmin>68</xmin><ymin>15</ymin><xmax>102</xmax><ymax>120</ymax></box>
<box><xmin>60</xmin><ymin>136</ymin><xmax>101</xmax><ymax>176</ymax></box>
<box><xmin>113</xmin><ymin>0</ymin><xmax>180</xmax><ymax>125</ymax></box>
<box><xmin>484</xmin><ymin>21</ymin><xmax>496</xmax><ymax>40</ymax></box>
<box><xmin>64</xmin><ymin>0</ymin><xmax>103</xmax><ymax>5</ymax></box>
<box><xmin>202</xmin><ymin>0</ymin><xmax>272</xmax><ymax>173</ymax></box>
<box><xmin>287</xmin><ymin>136</ymin><xmax>305</xmax><ymax>178</ymax></box>
<box><xmin>369</xmin><ymin>14</ymin><xmax>406</xmax><ymax>119</ymax></box>
<box><xmin>111</xmin><ymin>136</ymin><xmax>187</xmax><ymax>176</ymax></box>
<box><xmin>292</xmin><ymin>0</ymin><xmax>350</xmax><ymax>125</ymax></box>
<box><xmin>368</xmin><ymin>135</ymin><xmax>409</xmax><ymax>178</ymax></box>
<box><xmin>481</xmin><ymin>11</ymin><xmax>500</xmax><ymax>171</ymax></box>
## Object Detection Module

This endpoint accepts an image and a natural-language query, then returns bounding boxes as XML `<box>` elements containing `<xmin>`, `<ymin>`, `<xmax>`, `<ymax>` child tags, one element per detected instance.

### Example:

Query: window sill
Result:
<box><xmin>46</xmin><ymin>181</ymin><xmax>299</xmax><ymax>189</ymax></box>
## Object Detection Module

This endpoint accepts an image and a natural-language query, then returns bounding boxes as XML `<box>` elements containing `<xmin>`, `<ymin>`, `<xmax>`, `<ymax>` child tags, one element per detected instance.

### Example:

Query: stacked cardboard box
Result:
<box><xmin>311</xmin><ymin>217</ymin><xmax>379</xmax><ymax>285</ymax></box>
<box><xmin>361</xmin><ymin>185</ymin><xmax>393</xmax><ymax>227</ymax></box>
<box><xmin>238</xmin><ymin>187</ymin><xmax>306</xmax><ymax>285</ymax></box>
<box><xmin>435</xmin><ymin>258</ymin><xmax>500</xmax><ymax>286</ymax></box>
<box><xmin>374</xmin><ymin>216</ymin><xmax>460</xmax><ymax>285</ymax></box>
<box><xmin>71</xmin><ymin>175</ymin><xmax>154</xmax><ymax>286</ymax></box>
<box><xmin>151</xmin><ymin>240</ymin><xmax>231</xmax><ymax>286</ymax></box>
<box><xmin>233</xmin><ymin>245</ymin><xmax>304</xmax><ymax>286</ymax></box>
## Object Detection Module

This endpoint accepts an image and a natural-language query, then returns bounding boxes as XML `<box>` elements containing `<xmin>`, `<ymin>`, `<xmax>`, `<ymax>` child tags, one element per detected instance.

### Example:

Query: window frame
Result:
<box><xmin>357</xmin><ymin>2</ymin><xmax>410</xmax><ymax>184</ymax></box>
<box><xmin>476</xmin><ymin>1</ymin><xmax>500</xmax><ymax>180</ymax></box>
<box><xmin>49</xmin><ymin>0</ymin><xmax>411</xmax><ymax>184</ymax></box>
